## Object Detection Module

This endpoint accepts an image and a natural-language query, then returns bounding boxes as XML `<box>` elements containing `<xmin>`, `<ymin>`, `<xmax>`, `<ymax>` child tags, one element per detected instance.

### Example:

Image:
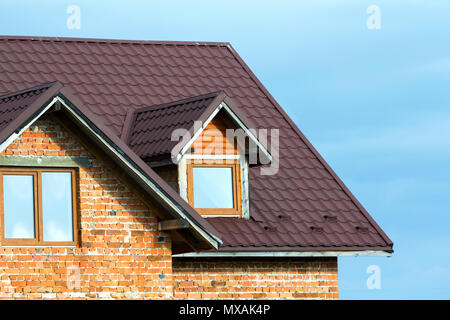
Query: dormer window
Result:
<box><xmin>187</xmin><ymin>161</ymin><xmax>242</xmax><ymax>216</ymax></box>
<box><xmin>126</xmin><ymin>91</ymin><xmax>272</xmax><ymax>219</ymax></box>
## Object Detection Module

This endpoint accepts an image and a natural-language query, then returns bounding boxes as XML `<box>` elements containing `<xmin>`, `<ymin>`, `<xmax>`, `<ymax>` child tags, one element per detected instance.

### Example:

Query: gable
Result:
<box><xmin>190</xmin><ymin>116</ymin><xmax>239</xmax><ymax>156</ymax></box>
<box><xmin>0</xmin><ymin>36</ymin><xmax>393</xmax><ymax>255</ymax></box>
<box><xmin>0</xmin><ymin>83</ymin><xmax>222</xmax><ymax>251</ymax></box>
<box><xmin>0</xmin><ymin>114</ymin><xmax>157</xmax><ymax>240</ymax></box>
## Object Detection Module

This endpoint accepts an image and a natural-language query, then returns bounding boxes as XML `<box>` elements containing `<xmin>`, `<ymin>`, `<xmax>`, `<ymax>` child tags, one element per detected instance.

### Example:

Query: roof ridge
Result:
<box><xmin>0</xmin><ymin>35</ymin><xmax>231</xmax><ymax>47</ymax></box>
<box><xmin>135</xmin><ymin>91</ymin><xmax>224</xmax><ymax>114</ymax></box>
<box><xmin>0</xmin><ymin>81</ymin><xmax>59</xmax><ymax>101</ymax></box>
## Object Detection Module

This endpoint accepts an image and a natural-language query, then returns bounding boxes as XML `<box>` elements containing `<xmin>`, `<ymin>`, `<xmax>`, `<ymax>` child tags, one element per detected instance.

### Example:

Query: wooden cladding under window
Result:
<box><xmin>186</xmin><ymin>160</ymin><xmax>242</xmax><ymax>216</ymax></box>
<box><xmin>0</xmin><ymin>167</ymin><xmax>78</xmax><ymax>246</ymax></box>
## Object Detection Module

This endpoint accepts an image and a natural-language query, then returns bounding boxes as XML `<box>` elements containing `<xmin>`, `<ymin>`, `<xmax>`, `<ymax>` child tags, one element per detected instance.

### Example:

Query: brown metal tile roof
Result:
<box><xmin>126</xmin><ymin>91</ymin><xmax>222</xmax><ymax>158</ymax></box>
<box><xmin>0</xmin><ymin>36</ymin><xmax>393</xmax><ymax>253</ymax></box>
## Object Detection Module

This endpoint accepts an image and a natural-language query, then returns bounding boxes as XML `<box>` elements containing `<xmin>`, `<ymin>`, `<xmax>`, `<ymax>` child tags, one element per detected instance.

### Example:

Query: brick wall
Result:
<box><xmin>0</xmin><ymin>115</ymin><xmax>172</xmax><ymax>299</ymax></box>
<box><xmin>0</xmin><ymin>114</ymin><xmax>340</xmax><ymax>300</ymax></box>
<box><xmin>173</xmin><ymin>258</ymin><xmax>338</xmax><ymax>300</ymax></box>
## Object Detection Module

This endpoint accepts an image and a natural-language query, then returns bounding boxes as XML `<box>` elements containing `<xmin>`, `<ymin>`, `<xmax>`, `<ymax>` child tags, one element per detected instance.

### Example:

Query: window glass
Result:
<box><xmin>192</xmin><ymin>167</ymin><xmax>234</xmax><ymax>208</ymax></box>
<box><xmin>3</xmin><ymin>175</ymin><xmax>35</xmax><ymax>238</ymax></box>
<box><xmin>42</xmin><ymin>172</ymin><xmax>73</xmax><ymax>242</ymax></box>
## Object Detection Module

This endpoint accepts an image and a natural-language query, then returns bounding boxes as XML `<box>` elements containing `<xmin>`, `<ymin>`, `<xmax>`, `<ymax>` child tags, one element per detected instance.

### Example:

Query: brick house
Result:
<box><xmin>0</xmin><ymin>36</ymin><xmax>393</xmax><ymax>300</ymax></box>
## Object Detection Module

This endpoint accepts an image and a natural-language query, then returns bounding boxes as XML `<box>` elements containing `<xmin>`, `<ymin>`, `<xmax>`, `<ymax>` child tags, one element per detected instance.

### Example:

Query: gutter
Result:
<box><xmin>173</xmin><ymin>250</ymin><xmax>392</xmax><ymax>258</ymax></box>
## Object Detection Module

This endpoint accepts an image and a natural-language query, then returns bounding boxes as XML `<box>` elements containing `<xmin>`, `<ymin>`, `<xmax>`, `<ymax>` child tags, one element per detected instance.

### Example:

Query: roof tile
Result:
<box><xmin>0</xmin><ymin>36</ymin><xmax>393</xmax><ymax>252</ymax></box>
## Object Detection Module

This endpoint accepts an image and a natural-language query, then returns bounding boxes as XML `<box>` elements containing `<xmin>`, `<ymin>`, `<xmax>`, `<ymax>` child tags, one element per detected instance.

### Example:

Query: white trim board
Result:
<box><xmin>184</xmin><ymin>154</ymin><xmax>240</xmax><ymax>160</ymax></box>
<box><xmin>173</xmin><ymin>102</ymin><xmax>272</xmax><ymax>165</ymax></box>
<box><xmin>173</xmin><ymin>250</ymin><xmax>392</xmax><ymax>258</ymax></box>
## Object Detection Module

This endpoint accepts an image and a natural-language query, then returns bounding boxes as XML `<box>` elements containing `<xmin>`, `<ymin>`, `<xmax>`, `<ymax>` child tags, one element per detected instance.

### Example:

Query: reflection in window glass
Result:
<box><xmin>3</xmin><ymin>175</ymin><xmax>35</xmax><ymax>238</ymax></box>
<box><xmin>193</xmin><ymin>167</ymin><xmax>234</xmax><ymax>208</ymax></box>
<box><xmin>42</xmin><ymin>172</ymin><xmax>73</xmax><ymax>242</ymax></box>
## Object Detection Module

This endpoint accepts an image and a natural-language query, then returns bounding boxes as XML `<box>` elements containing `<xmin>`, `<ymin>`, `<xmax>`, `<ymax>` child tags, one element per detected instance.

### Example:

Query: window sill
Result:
<box><xmin>201</xmin><ymin>214</ymin><xmax>242</xmax><ymax>218</ymax></box>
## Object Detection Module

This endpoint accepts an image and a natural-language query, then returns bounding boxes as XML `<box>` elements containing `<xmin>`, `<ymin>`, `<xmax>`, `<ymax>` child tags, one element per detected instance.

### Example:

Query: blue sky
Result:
<box><xmin>1</xmin><ymin>0</ymin><xmax>449</xmax><ymax>299</ymax></box>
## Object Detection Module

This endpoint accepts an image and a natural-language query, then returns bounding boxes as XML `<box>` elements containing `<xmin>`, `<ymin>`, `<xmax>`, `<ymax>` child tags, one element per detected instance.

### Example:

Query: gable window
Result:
<box><xmin>0</xmin><ymin>168</ymin><xmax>77</xmax><ymax>246</ymax></box>
<box><xmin>187</xmin><ymin>161</ymin><xmax>242</xmax><ymax>216</ymax></box>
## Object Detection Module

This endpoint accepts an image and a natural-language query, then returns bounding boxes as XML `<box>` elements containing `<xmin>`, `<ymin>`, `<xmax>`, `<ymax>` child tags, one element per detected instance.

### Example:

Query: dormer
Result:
<box><xmin>123</xmin><ymin>91</ymin><xmax>272</xmax><ymax>219</ymax></box>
